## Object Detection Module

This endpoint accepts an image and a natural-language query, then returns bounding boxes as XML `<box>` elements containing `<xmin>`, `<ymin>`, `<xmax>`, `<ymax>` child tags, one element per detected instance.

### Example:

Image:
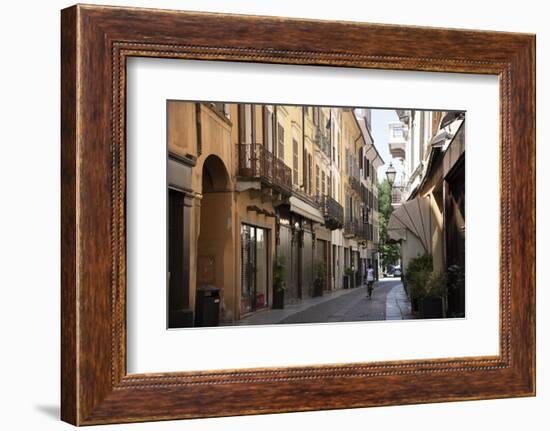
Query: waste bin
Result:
<box><xmin>195</xmin><ymin>285</ymin><xmax>221</xmax><ymax>327</ymax></box>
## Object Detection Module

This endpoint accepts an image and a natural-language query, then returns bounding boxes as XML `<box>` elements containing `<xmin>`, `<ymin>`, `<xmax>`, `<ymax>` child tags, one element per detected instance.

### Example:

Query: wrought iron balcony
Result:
<box><xmin>237</xmin><ymin>143</ymin><xmax>292</xmax><ymax>193</ymax></box>
<box><xmin>391</xmin><ymin>186</ymin><xmax>403</xmax><ymax>205</ymax></box>
<box><xmin>343</xmin><ymin>219</ymin><xmax>360</xmax><ymax>238</ymax></box>
<box><xmin>320</xmin><ymin>195</ymin><xmax>344</xmax><ymax>230</ymax></box>
<box><xmin>357</xmin><ymin>224</ymin><xmax>370</xmax><ymax>241</ymax></box>
<box><xmin>343</xmin><ymin>219</ymin><xmax>371</xmax><ymax>240</ymax></box>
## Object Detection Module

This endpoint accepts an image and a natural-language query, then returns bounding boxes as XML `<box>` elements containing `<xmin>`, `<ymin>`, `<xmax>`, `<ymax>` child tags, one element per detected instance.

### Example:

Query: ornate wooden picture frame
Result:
<box><xmin>61</xmin><ymin>4</ymin><xmax>535</xmax><ymax>425</ymax></box>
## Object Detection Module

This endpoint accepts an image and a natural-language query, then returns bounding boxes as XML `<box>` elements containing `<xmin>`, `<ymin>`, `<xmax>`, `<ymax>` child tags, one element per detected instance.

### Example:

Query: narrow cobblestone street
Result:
<box><xmin>234</xmin><ymin>278</ymin><xmax>412</xmax><ymax>326</ymax></box>
<box><xmin>280</xmin><ymin>278</ymin><xmax>409</xmax><ymax>324</ymax></box>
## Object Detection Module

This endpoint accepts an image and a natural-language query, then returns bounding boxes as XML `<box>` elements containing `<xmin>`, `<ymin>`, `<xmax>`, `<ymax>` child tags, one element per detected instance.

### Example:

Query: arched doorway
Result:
<box><xmin>196</xmin><ymin>155</ymin><xmax>233</xmax><ymax>324</ymax></box>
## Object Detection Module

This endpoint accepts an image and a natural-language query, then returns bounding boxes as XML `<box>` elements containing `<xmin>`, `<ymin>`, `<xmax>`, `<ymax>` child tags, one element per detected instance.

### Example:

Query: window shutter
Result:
<box><xmin>251</xmin><ymin>104</ymin><xmax>256</xmax><ymax>143</ymax></box>
<box><xmin>238</xmin><ymin>104</ymin><xmax>245</xmax><ymax>143</ymax></box>
<box><xmin>277</xmin><ymin>123</ymin><xmax>284</xmax><ymax>160</ymax></box>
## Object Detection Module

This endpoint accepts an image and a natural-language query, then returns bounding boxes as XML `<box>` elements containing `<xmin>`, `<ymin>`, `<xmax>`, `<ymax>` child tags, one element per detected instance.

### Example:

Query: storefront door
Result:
<box><xmin>240</xmin><ymin>224</ymin><xmax>268</xmax><ymax>316</ymax></box>
<box><xmin>302</xmin><ymin>230</ymin><xmax>314</xmax><ymax>298</ymax></box>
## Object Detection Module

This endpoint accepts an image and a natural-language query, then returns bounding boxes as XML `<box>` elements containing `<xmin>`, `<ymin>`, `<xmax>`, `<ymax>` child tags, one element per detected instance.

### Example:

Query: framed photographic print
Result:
<box><xmin>61</xmin><ymin>4</ymin><xmax>535</xmax><ymax>425</ymax></box>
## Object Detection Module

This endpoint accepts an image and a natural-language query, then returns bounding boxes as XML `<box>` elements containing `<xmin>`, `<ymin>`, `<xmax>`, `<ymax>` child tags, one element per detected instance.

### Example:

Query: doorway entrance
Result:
<box><xmin>197</xmin><ymin>155</ymin><xmax>232</xmax><ymax>321</ymax></box>
<box><xmin>168</xmin><ymin>188</ymin><xmax>192</xmax><ymax>327</ymax></box>
<box><xmin>240</xmin><ymin>224</ymin><xmax>269</xmax><ymax>315</ymax></box>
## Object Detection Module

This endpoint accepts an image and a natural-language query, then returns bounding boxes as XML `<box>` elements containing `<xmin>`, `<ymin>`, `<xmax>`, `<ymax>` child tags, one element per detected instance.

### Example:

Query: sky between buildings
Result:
<box><xmin>371</xmin><ymin>108</ymin><xmax>398</xmax><ymax>183</ymax></box>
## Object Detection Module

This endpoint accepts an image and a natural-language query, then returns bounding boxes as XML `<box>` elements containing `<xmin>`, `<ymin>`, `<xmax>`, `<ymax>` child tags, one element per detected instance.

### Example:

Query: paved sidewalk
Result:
<box><xmin>385</xmin><ymin>282</ymin><xmax>414</xmax><ymax>320</ymax></box>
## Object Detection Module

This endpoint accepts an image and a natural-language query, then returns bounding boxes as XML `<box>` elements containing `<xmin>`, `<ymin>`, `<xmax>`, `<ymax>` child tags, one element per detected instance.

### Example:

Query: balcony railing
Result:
<box><xmin>320</xmin><ymin>195</ymin><xmax>344</xmax><ymax>230</ymax></box>
<box><xmin>391</xmin><ymin>187</ymin><xmax>403</xmax><ymax>205</ymax></box>
<box><xmin>238</xmin><ymin>143</ymin><xmax>292</xmax><ymax>193</ymax></box>
<box><xmin>344</xmin><ymin>219</ymin><xmax>360</xmax><ymax>238</ymax></box>
<box><xmin>357</xmin><ymin>224</ymin><xmax>370</xmax><ymax>241</ymax></box>
<box><xmin>343</xmin><ymin>219</ymin><xmax>371</xmax><ymax>240</ymax></box>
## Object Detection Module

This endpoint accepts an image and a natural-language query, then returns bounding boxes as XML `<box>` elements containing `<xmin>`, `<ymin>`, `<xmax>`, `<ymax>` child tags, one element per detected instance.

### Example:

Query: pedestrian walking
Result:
<box><xmin>366</xmin><ymin>264</ymin><xmax>375</xmax><ymax>299</ymax></box>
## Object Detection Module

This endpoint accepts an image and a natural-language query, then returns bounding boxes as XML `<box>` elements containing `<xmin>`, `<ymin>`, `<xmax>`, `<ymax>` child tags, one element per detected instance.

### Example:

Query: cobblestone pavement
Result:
<box><xmin>280</xmin><ymin>278</ymin><xmax>401</xmax><ymax>324</ymax></box>
<box><xmin>233</xmin><ymin>278</ymin><xmax>412</xmax><ymax>326</ymax></box>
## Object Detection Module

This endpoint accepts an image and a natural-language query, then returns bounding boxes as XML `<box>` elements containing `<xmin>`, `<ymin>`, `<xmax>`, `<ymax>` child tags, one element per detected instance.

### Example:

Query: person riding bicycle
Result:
<box><xmin>366</xmin><ymin>264</ymin><xmax>375</xmax><ymax>299</ymax></box>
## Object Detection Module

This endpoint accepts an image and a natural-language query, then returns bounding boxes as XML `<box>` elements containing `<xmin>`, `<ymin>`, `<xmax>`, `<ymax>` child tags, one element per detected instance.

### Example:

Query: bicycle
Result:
<box><xmin>367</xmin><ymin>280</ymin><xmax>374</xmax><ymax>299</ymax></box>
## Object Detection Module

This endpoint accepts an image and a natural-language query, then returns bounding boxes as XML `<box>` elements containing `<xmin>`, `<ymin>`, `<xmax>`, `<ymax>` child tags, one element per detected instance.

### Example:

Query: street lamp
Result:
<box><xmin>386</xmin><ymin>162</ymin><xmax>396</xmax><ymax>187</ymax></box>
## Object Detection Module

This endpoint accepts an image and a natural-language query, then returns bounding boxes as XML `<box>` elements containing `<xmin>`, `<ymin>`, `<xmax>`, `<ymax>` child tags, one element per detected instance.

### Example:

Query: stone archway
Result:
<box><xmin>196</xmin><ymin>155</ymin><xmax>234</xmax><ymax>324</ymax></box>
<box><xmin>201</xmin><ymin>155</ymin><xmax>230</xmax><ymax>194</ymax></box>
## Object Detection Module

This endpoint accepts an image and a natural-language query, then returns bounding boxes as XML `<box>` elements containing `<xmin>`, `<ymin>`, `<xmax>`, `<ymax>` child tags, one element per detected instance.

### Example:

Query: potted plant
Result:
<box><xmin>421</xmin><ymin>271</ymin><xmax>448</xmax><ymax>318</ymax></box>
<box><xmin>447</xmin><ymin>264</ymin><xmax>465</xmax><ymax>317</ymax></box>
<box><xmin>405</xmin><ymin>254</ymin><xmax>433</xmax><ymax>314</ymax></box>
<box><xmin>272</xmin><ymin>256</ymin><xmax>286</xmax><ymax>309</ymax></box>
<box><xmin>343</xmin><ymin>267</ymin><xmax>354</xmax><ymax>289</ymax></box>
<box><xmin>313</xmin><ymin>260</ymin><xmax>326</xmax><ymax>297</ymax></box>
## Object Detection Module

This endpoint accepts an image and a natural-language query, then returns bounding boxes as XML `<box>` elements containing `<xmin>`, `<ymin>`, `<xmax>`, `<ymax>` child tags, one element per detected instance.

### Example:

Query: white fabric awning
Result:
<box><xmin>289</xmin><ymin>196</ymin><xmax>325</xmax><ymax>224</ymax></box>
<box><xmin>387</xmin><ymin>196</ymin><xmax>431</xmax><ymax>253</ymax></box>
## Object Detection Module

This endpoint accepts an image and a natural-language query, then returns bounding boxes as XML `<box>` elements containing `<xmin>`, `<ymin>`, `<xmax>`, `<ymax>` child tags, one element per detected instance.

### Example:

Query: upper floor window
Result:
<box><xmin>362</xmin><ymin>205</ymin><xmax>369</xmax><ymax>224</ymax></box>
<box><xmin>263</xmin><ymin>106</ymin><xmax>275</xmax><ymax>153</ymax></box>
<box><xmin>313</xmin><ymin>107</ymin><xmax>320</xmax><ymax>127</ymax></box>
<box><xmin>392</xmin><ymin>126</ymin><xmax>403</xmax><ymax>138</ymax></box>
<box><xmin>292</xmin><ymin>139</ymin><xmax>299</xmax><ymax>185</ymax></box>
<box><xmin>308</xmin><ymin>153</ymin><xmax>313</xmax><ymax>195</ymax></box>
<box><xmin>345</xmin><ymin>193</ymin><xmax>353</xmax><ymax>222</ymax></box>
<box><xmin>238</xmin><ymin>104</ymin><xmax>255</xmax><ymax>144</ymax></box>
<box><xmin>277</xmin><ymin>123</ymin><xmax>285</xmax><ymax>160</ymax></box>
<box><xmin>315</xmin><ymin>164</ymin><xmax>320</xmax><ymax>197</ymax></box>
<box><xmin>336</xmin><ymin>132</ymin><xmax>340</xmax><ymax>167</ymax></box>
<box><xmin>210</xmin><ymin>102</ymin><xmax>230</xmax><ymax>120</ymax></box>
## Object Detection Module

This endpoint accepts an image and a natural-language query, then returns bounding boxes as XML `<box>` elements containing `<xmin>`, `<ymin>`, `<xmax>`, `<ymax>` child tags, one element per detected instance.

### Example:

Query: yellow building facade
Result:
<box><xmin>167</xmin><ymin>101</ymin><xmax>383</xmax><ymax>327</ymax></box>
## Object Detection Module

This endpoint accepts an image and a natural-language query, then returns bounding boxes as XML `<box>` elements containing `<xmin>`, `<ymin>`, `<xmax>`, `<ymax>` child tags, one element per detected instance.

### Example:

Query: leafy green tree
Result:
<box><xmin>377</xmin><ymin>179</ymin><xmax>400</xmax><ymax>268</ymax></box>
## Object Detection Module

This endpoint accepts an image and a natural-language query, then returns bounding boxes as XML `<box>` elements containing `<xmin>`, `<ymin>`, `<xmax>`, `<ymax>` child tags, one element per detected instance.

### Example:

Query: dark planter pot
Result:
<box><xmin>421</xmin><ymin>296</ymin><xmax>444</xmax><ymax>319</ymax></box>
<box><xmin>402</xmin><ymin>279</ymin><xmax>408</xmax><ymax>295</ymax></box>
<box><xmin>350</xmin><ymin>275</ymin><xmax>356</xmax><ymax>288</ymax></box>
<box><xmin>343</xmin><ymin>275</ymin><xmax>349</xmax><ymax>289</ymax></box>
<box><xmin>272</xmin><ymin>289</ymin><xmax>285</xmax><ymax>309</ymax></box>
<box><xmin>411</xmin><ymin>296</ymin><xmax>420</xmax><ymax>314</ymax></box>
<box><xmin>313</xmin><ymin>279</ymin><xmax>324</xmax><ymax>297</ymax></box>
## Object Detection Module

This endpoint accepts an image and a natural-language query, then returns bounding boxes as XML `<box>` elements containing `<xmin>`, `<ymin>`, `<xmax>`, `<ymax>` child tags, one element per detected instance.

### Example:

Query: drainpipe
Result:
<box><xmin>302</xmin><ymin>106</ymin><xmax>306</xmax><ymax>193</ymax></box>
<box><xmin>274</xmin><ymin>105</ymin><xmax>278</xmax><ymax>158</ymax></box>
<box><xmin>195</xmin><ymin>103</ymin><xmax>202</xmax><ymax>156</ymax></box>
<box><xmin>329</xmin><ymin>109</ymin><xmax>333</xmax><ymax>199</ymax></box>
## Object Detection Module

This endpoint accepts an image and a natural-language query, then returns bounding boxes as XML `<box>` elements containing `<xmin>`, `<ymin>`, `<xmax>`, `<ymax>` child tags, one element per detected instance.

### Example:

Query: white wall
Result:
<box><xmin>0</xmin><ymin>0</ymin><xmax>547</xmax><ymax>430</ymax></box>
